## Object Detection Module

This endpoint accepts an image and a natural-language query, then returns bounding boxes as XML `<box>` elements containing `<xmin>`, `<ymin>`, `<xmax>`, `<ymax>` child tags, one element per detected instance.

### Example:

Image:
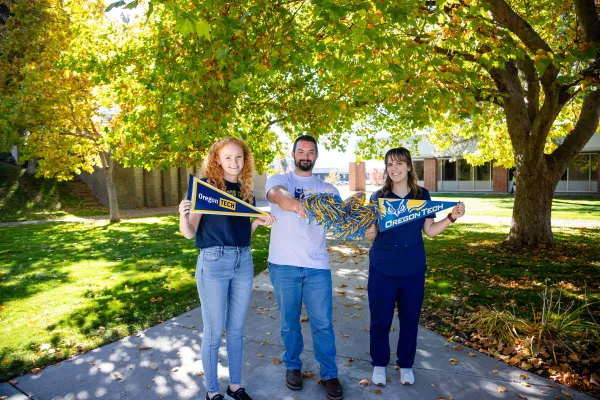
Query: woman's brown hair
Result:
<box><xmin>201</xmin><ymin>137</ymin><xmax>254</xmax><ymax>203</ymax></box>
<box><xmin>377</xmin><ymin>147</ymin><xmax>422</xmax><ymax>199</ymax></box>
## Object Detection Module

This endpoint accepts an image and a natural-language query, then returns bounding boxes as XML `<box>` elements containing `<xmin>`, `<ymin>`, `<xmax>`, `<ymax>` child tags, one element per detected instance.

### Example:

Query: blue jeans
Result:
<box><xmin>196</xmin><ymin>246</ymin><xmax>254</xmax><ymax>394</ymax></box>
<box><xmin>268</xmin><ymin>263</ymin><xmax>338</xmax><ymax>381</ymax></box>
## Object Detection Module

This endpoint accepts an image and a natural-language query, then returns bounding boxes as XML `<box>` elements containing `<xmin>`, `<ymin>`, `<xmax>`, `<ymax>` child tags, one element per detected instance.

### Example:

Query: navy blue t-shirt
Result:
<box><xmin>195</xmin><ymin>179</ymin><xmax>255</xmax><ymax>249</ymax></box>
<box><xmin>369</xmin><ymin>187</ymin><xmax>436</xmax><ymax>277</ymax></box>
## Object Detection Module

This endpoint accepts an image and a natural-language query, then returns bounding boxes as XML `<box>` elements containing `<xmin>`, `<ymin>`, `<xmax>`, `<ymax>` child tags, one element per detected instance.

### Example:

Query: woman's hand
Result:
<box><xmin>179</xmin><ymin>199</ymin><xmax>192</xmax><ymax>217</ymax></box>
<box><xmin>255</xmin><ymin>215</ymin><xmax>277</xmax><ymax>226</ymax></box>
<box><xmin>450</xmin><ymin>201</ymin><xmax>465</xmax><ymax>220</ymax></box>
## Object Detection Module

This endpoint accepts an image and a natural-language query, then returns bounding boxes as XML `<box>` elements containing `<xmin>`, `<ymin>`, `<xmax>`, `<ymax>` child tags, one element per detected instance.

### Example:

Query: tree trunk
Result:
<box><xmin>99</xmin><ymin>151</ymin><xmax>121</xmax><ymax>223</ymax></box>
<box><xmin>506</xmin><ymin>162</ymin><xmax>557</xmax><ymax>246</ymax></box>
<box><xmin>26</xmin><ymin>157</ymin><xmax>37</xmax><ymax>175</ymax></box>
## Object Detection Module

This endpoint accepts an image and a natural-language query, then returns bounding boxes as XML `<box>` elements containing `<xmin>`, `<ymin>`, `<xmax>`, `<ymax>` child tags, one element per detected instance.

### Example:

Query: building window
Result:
<box><xmin>569</xmin><ymin>154</ymin><xmax>590</xmax><ymax>181</ymax></box>
<box><xmin>458</xmin><ymin>159</ymin><xmax>471</xmax><ymax>181</ymax></box>
<box><xmin>441</xmin><ymin>160</ymin><xmax>456</xmax><ymax>180</ymax></box>
<box><xmin>413</xmin><ymin>160</ymin><xmax>424</xmax><ymax>181</ymax></box>
<box><xmin>592</xmin><ymin>155</ymin><xmax>598</xmax><ymax>177</ymax></box>
<box><xmin>475</xmin><ymin>162</ymin><xmax>491</xmax><ymax>181</ymax></box>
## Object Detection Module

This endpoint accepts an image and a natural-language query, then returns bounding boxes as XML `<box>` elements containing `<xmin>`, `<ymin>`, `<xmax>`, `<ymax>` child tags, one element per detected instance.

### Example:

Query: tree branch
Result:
<box><xmin>481</xmin><ymin>0</ymin><xmax>558</xmax><ymax>87</ymax></box>
<box><xmin>516</xmin><ymin>56</ymin><xmax>539</xmax><ymax>122</ymax></box>
<box><xmin>547</xmin><ymin>89</ymin><xmax>600</xmax><ymax>176</ymax></box>
<box><xmin>574</xmin><ymin>0</ymin><xmax>600</xmax><ymax>42</ymax></box>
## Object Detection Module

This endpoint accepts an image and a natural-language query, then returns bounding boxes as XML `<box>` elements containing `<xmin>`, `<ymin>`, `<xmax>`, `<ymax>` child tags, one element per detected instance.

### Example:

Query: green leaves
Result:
<box><xmin>175</xmin><ymin>17</ymin><xmax>195</xmax><ymax>37</ymax></box>
<box><xmin>196</xmin><ymin>19</ymin><xmax>211</xmax><ymax>41</ymax></box>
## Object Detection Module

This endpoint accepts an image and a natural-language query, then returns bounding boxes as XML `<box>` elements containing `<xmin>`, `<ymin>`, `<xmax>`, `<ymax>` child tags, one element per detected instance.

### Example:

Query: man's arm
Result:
<box><xmin>267</xmin><ymin>185</ymin><xmax>306</xmax><ymax>218</ymax></box>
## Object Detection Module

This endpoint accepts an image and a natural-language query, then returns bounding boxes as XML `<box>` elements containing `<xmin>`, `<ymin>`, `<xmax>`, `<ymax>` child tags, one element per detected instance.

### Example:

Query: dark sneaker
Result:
<box><xmin>286</xmin><ymin>369</ymin><xmax>303</xmax><ymax>390</ymax></box>
<box><xmin>323</xmin><ymin>378</ymin><xmax>344</xmax><ymax>400</ymax></box>
<box><xmin>226</xmin><ymin>386</ymin><xmax>252</xmax><ymax>400</ymax></box>
<box><xmin>205</xmin><ymin>395</ymin><xmax>224</xmax><ymax>400</ymax></box>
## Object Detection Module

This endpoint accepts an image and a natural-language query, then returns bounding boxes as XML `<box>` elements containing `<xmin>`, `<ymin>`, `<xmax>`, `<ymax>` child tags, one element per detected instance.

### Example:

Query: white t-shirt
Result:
<box><xmin>266</xmin><ymin>171</ymin><xmax>340</xmax><ymax>269</ymax></box>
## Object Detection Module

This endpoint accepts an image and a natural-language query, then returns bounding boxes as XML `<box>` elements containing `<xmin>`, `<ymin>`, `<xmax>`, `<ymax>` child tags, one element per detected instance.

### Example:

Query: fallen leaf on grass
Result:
<box><xmin>468</xmin><ymin>352</ymin><xmax>477</xmax><ymax>357</ymax></box>
<box><xmin>139</xmin><ymin>345</ymin><xmax>151</xmax><ymax>350</ymax></box>
<box><xmin>497</xmin><ymin>385</ymin><xmax>508</xmax><ymax>393</ymax></box>
<box><xmin>149</xmin><ymin>297</ymin><xmax>163</xmax><ymax>303</ymax></box>
<box><xmin>359</xmin><ymin>379</ymin><xmax>371</xmax><ymax>386</ymax></box>
<box><xmin>272</xmin><ymin>357</ymin><xmax>282</xmax><ymax>365</ymax></box>
<box><xmin>453</xmin><ymin>345</ymin><xmax>463</xmax><ymax>351</ymax></box>
<box><xmin>449</xmin><ymin>358</ymin><xmax>458</xmax><ymax>365</ymax></box>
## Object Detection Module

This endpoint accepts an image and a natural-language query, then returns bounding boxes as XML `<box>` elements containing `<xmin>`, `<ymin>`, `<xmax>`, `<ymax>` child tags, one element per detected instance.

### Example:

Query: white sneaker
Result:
<box><xmin>400</xmin><ymin>368</ymin><xmax>415</xmax><ymax>385</ymax></box>
<box><xmin>372</xmin><ymin>366</ymin><xmax>387</xmax><ymax>386</ymax></box>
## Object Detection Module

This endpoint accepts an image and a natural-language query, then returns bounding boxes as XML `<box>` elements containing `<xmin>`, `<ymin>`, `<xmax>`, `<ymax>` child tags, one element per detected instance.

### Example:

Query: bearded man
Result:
<box><xmin>265</xmin><ymin>135</ymin><xmax>344</xmax><ymax>400</ymax></box>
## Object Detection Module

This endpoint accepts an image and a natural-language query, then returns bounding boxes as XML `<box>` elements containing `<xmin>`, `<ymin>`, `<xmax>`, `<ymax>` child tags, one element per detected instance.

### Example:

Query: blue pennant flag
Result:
<box><xmin>186</xmin><ymin>174</ymin><xmax>269</xmax><ymax>217</ymax></box>
<box><xmin>377</xmin><ymin>198</ymin><xmax>458</xmax><ymax>232</ymax></box>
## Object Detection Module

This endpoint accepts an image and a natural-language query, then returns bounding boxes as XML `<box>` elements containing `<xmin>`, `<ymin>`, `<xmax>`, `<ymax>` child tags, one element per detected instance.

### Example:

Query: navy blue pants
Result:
<box><xmin>368</xmin><ymin>266</ymin><xmax>425</xmax><ymax>368</ymax></box>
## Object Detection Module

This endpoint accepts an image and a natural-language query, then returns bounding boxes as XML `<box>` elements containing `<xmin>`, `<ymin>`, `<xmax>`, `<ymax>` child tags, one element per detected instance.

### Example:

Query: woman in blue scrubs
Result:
<box><xmin>366</xmin><ymin>147</ymin><xmax>465</xmax><ymax>386</ymax></box>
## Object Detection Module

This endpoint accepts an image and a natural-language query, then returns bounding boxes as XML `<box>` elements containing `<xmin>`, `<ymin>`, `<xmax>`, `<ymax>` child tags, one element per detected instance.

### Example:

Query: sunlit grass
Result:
<box><xmin>0</xmin><ymin>215</ymin><xmax>271</xmax><ymax>381</ymax></box>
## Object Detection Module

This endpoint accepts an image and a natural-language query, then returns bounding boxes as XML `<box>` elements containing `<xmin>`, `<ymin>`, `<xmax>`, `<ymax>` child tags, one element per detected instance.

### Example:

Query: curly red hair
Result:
<box><xmin>201</xmin><ymin>137</ymin><xmax>255</xmax><ymax>203</ymax></box>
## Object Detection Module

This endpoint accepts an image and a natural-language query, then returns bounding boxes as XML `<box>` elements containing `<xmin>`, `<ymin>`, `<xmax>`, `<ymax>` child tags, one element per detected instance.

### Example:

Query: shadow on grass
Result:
<box><xmin>423</xmin><ymin>224</ymin><xmax>600</xmax><ymax>324</ymax></box>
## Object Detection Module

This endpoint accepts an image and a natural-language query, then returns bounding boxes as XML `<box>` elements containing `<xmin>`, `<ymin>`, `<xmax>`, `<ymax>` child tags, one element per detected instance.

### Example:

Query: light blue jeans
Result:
<box><xmin>268</xmin><ymin>263</ymin><xmax>338</xmax><ymax>381</ymax></box>
<box><xmin>196</xmin><ymin>246</ymin><xmax>254</xmax><ymax>394</ymax></box>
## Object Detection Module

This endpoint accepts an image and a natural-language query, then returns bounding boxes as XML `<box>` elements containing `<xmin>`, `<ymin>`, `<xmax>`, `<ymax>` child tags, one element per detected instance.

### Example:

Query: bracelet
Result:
<box><xmin>447</xmin><ymin>213</ymin><xmax>456</xmax><ymax>223</ymax></box>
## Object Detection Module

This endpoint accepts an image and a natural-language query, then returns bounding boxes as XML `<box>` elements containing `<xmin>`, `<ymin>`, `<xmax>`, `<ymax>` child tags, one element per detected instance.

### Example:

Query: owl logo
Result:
<box><xmin>383</xmin><ymin>199</ymin><xmax>406</xmax><ymax>217</ymax></box>
<box><xmin>294</xmin><ymin>188</ymin><xmax>304</xmax><ymax>199</ymax></box>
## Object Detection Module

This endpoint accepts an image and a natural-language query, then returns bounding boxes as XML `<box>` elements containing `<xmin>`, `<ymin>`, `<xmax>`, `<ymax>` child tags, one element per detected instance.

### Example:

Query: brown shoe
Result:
<box><xmin>323</xmin><ymin>378</ymin><xmax>344</xmax><ymax>400</ymax></box>
<box><xmin>286</xmin><ymin>369</ymin><xmax>303</xmax><ymax>390</ymax></box>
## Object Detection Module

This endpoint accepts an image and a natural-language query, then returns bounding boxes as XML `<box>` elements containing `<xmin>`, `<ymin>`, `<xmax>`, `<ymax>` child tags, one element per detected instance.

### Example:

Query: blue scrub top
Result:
<box><xmin>369</xmin><ymin>187</ymin><xmax>436</xmax><ymax>277</ymax></box>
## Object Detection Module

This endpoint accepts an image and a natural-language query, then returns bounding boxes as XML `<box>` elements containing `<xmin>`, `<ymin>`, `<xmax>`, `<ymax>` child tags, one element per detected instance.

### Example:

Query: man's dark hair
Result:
<box><xmin>292</xmin><ymin>135</ymin><xmax>318</xmax><ymax>154</ymax></box>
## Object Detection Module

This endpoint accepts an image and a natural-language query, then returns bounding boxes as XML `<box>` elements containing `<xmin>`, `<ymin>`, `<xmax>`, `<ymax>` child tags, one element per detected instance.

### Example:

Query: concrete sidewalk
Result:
<box><xmin>1</xmin><ymin>240</ymin><xmax>595</xmax><ymax>400</ymax></box>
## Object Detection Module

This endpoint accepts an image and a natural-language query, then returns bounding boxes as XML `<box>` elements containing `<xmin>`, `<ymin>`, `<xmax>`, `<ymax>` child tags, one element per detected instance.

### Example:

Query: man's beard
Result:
<box><xmin>295</xmin><ymin>159</ymin><xmax>315</xmax><ymax>172</ymax></box>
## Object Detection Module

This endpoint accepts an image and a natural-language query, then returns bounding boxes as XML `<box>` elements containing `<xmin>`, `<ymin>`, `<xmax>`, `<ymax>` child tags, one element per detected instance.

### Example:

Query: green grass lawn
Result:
<box><xmin>422</xmin><ymin>222</ymin><xmax>600</xmax><ymax>317</ymax></box>
<box><xmin>0</xmin><ymin>162</ymin><xmax>108</xmax><ymax>222</ymax></box>
<box><xmin>0</xmin><ymin>216</ymin><xmax>271</xmax><ymax>381</ymax></box>
<box><xmin>430</xmin><ymin>192</ymin><xmax>600</xmax><ymax>220</ymax></box>
<box><xmin>418</xmin><ymin>222</ymin><xmax>600</xmax><ymax>396</ymax></box>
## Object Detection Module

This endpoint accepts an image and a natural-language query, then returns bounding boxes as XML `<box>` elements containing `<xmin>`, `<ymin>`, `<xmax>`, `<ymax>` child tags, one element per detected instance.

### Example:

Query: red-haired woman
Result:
<box><xmin>179</xmin><ymin>138</ymin><xmax>275</xmax><ymax>400</ymax></box>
